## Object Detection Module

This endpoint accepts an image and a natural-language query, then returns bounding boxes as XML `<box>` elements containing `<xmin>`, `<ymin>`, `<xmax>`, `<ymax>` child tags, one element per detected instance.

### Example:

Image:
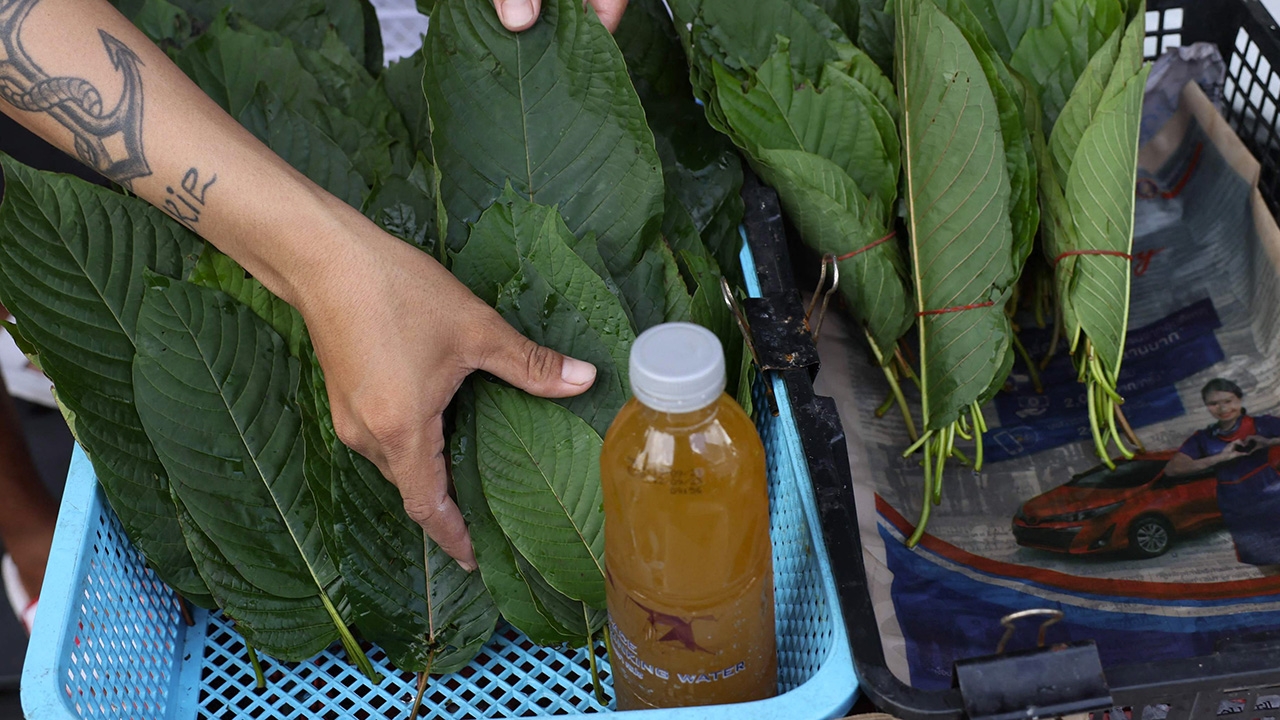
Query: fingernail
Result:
<box><xmin>499</xmin><ymin>0</ymin><xmax>536</xmax><ymax>28</ymax></box>
<box><xmin>561</xmin><ymin>357</ymin><xmax>597</xmax><ymax>386</ymax></box>
<box><xmin>459</xmin><ymin>559</ymin><xmax>478</xmax><ymax>573</ymax></box>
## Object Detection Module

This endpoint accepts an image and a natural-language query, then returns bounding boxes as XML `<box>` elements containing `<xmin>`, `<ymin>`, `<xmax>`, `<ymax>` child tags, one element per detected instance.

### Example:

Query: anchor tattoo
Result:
<box><xmin>0</xmin><ymin>0</ymin><xmax>150</xmax><ymax>188</ymax></box>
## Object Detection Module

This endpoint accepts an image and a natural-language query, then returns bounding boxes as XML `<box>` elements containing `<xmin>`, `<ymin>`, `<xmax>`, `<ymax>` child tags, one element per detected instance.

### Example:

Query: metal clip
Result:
<box><xmin>721</xmin><ymin>277</ymin><xmax>780</xmax><ymax>417</ymax></box>
<box><xmin>995</xmin><ymin>608</ymin><xmax>1064</xmax><ymax>654</ymax></box>
<box><xmin>805</xmin><ymin>254</ymin><xmax>840</xmax><ymax>343</ymax></box>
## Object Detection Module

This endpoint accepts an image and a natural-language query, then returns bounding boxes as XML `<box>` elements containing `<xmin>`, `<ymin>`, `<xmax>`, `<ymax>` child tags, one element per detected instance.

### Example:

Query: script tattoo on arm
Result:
<box><xmin>0</xmin><ymin>0</ymin><xmax>150</xmax><ymax>188</ymax></box>
<box><xmin>164</xmin><ymin>167</ymin><xmax>216</xmax><ymax>230</ymax></box>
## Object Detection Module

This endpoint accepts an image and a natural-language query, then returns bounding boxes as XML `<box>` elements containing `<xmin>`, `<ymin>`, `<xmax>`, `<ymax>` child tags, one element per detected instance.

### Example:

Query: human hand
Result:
<box><xmin>493</xmin><ymin>0</ymin><xmax>629</xmax><ymax>32</ymax></box>
<box><xmin>296</xmin><ymin>217</ymin><xmax>597</xmax><ymax>570</ymax></box>
<box><xmin>1215</xmin><ymin>443</ymin><xmax>1247</xmax><ymax>463</ymax></box>
<box><xmin>1240</xmin><ymin>435</ymin><xmax>1274</xmax><ymax>452</ymax></box>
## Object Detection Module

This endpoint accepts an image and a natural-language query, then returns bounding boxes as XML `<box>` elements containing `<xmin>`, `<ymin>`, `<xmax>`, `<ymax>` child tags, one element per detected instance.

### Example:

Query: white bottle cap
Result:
<box><xmin>629</xmin><ymin>322</ymin><xmax>726</xmax><ymax>413</ymax></box>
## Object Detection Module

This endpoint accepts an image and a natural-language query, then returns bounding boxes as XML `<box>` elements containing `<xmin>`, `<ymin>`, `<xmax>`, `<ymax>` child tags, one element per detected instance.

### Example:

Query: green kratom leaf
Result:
<box><xmin>130</xmin><ymin>0</ymin><xmax>199</xmax><ymax>49</ymax></box>
<box><xmin>162</xmin><ymin>0</ymin><xmax>379</xmax><ymax>71</ymax></box>
<box><xmin>685</xmin><ymin>251</ymin><xmax>748</xmax><ymax>402</ymax></box>
<box><xmin>133</xmin><ymin>278</ymin><xmax>333</xmax><ymax>596</ymax></box>
<box><xmin>959</xmin><ymin>0</ymin><xmax>1053</xmax><ymax>62</ymax></box>
<box><xmin>1098</xmin><ymin>8</ymin><xmax>1146</xmax><ymax>106</ymax></box>
<box><xmin>455</xmin><ymin>192</ymin><xmax>635</xmax><ymax>436</ymax></box>
<box><xmin>296</xmin><ymin>338</ymin><xmax>341</xmax><ymax>570</ymax></box>
<box><xmin>856</xmin><ymin>0</ymin><xmax>896</xmax><ymax>74</ymax></box>
<box><xmin>615</xmin><ymin>0</ymin><xmax>695</xmax><ymax>98</ymax></box>
<box><xmin>495</xmin><ymin>241</ymin><xmax>636</xmax><ymax>437</ymax></box>
<box><xmin>132</xmin><ymin>276</ymin><xmax>364</xmax><ymax>669</ymax></box>
<box><xmin>332</xmin><ymin>444</ymin><xmax>498</xmax><ymax>673</ymax></box>
<box><xmin>185</xmin><ymin>247</ymin><xmax>342</xmax><ymax>576</ymax></box>
<box><xmin>670</xmin><ymin>0</ymin><xmax>851</xmax><ymax>83</ymax></box>
<box><xmin>172</xmin><ymin>14</ymin><xmax>325</xmax><ymax>117</ymax></box>
<box><xmin>897</xmin><ymin>0</ymin><xmax>1016</xmax><ymax>429</ymax></box>
<box><xmin>173</xmin><ymin>495</ymin><xmax>341</xmax><ymax>659</ymax></box>
<box><xmin>237</xmin><ymin>88</ymin><xmax>368</xmax><ymax>207</ymax></box>
<box><xmin>713</xmin><ymin>47</ymin><xmax>897</xmax><ymax>210</ymax></box>
<box><xmin>932</xmin><ymin>0</ymin><xmax>1037</xmax><ymax>274</ymax></box>
<box><xmin>1062</xmin><ymin>65</ymin><xmax>1149</xmax><ymax>380</ymax></box>
<box><xmin>616</xmin><ymin>0</ymin><xmax>746</xmax><ymax>287</ymax></box>
<box><xmin>311</xmin><ymin>101</ymin><xmax>403</xmax><ymax>186</ymax></box>
<box><xmin>813</xmin><ymin>0</ymin><xmax>861</xmax><ymax>40</ymax></box>
<box><xmin>363</xmin><ymin>162</ymin><xmax>438</xmax><ymax>254</ymax></box>
<box><xmin>382</xmin><ymin>48</ymin><xmax>431</xmax><ymax>155</ymax></box>
<box><xmin>836</xmin><ymin>45</ymin><xmax>900</xmax><ymax>118</ymax></box>
<box><xmin>452</xmin><ymin>387</ymin><xmax>584</xmax><ymax>646</ymax></box>
<box><xmin>474</xmin><ymin>381</ymin><xmax>606</xmax><ymax>609</ymax></box>
<box><xmin>425</xmin><ymin>0</ymin><xmax>689</xmax><ymax>329</ymax></box>
<box><xmin>756</xmin><ymin>149</ymin><xmax>913</xmax><ymax>354</ymax></box>
<box><xmin>424</xmin><ymin>0</ymin><xmax>663</xmax><ymax>274</ymax></box>
<box><xmin>517</xmin><ymin>548</ymin><xmax>607</xmax><ymax>641</ymax></box>
<box><xmin>188</xmin><ymin>246</ymin><xmax>305</xmax><ymax>355</ymax></box>
<box><xmin>1010</xmin><ymin>0</ymin><xmax>1125</xmax><ymax>132</ymax></box>
<box><xmin>622</xmin><ymin>240</ymin><xmax>695</xmax><ymax>329</ymax></box>
<box><xmin>0</xmin><ymin>159</ymin><xmax>210</xmax><ymax>603</ymax></box>
<box><xmin>1049</xmin><ymin>27</ymin><xmax>1122</xmax><ymax>185</ymax></box>
<box><xmin>824</xmin><ymin>63</ymin><xmax>901</xmax><ymax>184</ymax></box>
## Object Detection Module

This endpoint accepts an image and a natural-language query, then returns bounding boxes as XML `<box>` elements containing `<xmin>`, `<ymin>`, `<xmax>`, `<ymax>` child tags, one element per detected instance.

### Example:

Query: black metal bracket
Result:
<box><xmin>741</xmin><ymin>292</ymin><xmax>820</xmax><ymax>371</ymax></box>
<box><xmin>954</xmin><ymin>642</ymin><xmax>1113</xmax><ymax>720</ymax></box>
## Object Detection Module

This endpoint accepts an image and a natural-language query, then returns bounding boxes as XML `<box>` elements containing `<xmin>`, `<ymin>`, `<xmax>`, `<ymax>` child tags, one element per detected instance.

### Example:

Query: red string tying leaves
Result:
<box><xmin>1053</xmin><ymin>249</ymin><xmax>1133</xmax><ymax>266</ymax></box>
<box><xmin>916</xmin><ymin>300</ymin><xmax>996</xmax><ymax>317</ymax></box>
<box><xmin>836</xmin><ymin>231</ymin><xmax>896</xmax><ymax>262</ymax></box>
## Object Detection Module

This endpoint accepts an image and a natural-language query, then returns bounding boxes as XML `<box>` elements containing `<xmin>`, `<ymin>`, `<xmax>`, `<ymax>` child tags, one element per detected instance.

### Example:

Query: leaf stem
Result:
<box><xmin>907</xmin><ymin>440</ymin><xmax>934</xmax><ymax>548</ymax></box>
<box><xmin>1115</xmin><ymin>404</ymin><xmax>1145</xmax><ymax>452</ymax></box>
<box><xmin>319</xmin><ymin>592</ymin><xmax>381</xmax><ymax>683</ymax></box>
<box><xmin>409</xmin><ymin>655</ymin><xmax>434</xmax><ymax>720</ymax></box>
<box><xmin>932</xmin><ymin>429</ymin><xmax>948</xmax><ymax>505</ymax></box>
<box><xmin>972</xmin><ymin>404</ymin><xmax>985</xmax><ymax>471</ymax></box>
<box><xmin>246</xmin><ymin>641</ymin><xmax>265</xmax><ymax>690</ymax></box>
<box><xmin>1011</xmin><ymin>334</ymin><xmax>1042</xmax><ymax>393</ymax></box>
<box><xmin>894</xmin><ymin>344</ymin><xmax>920</xmax><ymax>388</ymax></box>
<box><xmin>867</xmin><ymin>331</ymin><xmax>918</xmax><ymax>441</ymax></box>
<box><xmin>902</xmin><ymin>429</ymin><xmax>934</xmax><ymax>458</ymax></box>
<box><xmin>587</xmin><ymin>607</ymin><xmax>607</xmax><ymax>707</ymax></box>
<box><xmin>176</xmin><ymin>593</ymin><xmax>194</xmax><ymax>627</ymax></box>
<box><xmin>1086</xmin><ymin>381</ymin><xmax>1115</xmax><ymax>469</ymax></box>
<box><xmin>875</xmin><ymin>390</ymin><xmax>896</xmax><ymax>418</ymax></box>
<box><xmin>1040</xmin><ymin>307</ymin><xmax>1062</xmax><ymax>370</ymax></box>
<box><xmin>1106</xmin><ymin>395</ymin><xmax>1134</xmax><ymax>460</ymax></box>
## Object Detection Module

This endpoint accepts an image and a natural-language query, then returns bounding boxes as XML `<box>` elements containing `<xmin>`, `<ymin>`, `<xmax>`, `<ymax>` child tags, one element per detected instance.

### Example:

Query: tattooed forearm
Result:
<box><xmin>0</xmin><ymin>0</ymin><xmax>150</xmax><ymax>187</ymax></box>
<box><xmin>164</xmin><ymin>167</ymin><xmax>216</xmax><ymax>230</ymax></box>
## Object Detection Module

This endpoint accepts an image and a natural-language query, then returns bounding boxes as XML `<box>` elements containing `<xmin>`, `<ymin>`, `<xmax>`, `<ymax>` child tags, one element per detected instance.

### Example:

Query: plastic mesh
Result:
<box><xmin>44</xmin><ymin>369</ymin><xmax>836</xmax><ymax>719</ymax></box>
<box><xmin>58</xmin><ymin>508</ymin><xmax>184</xmax><ymax>719</ymax></box>
<box><xmin>187</xmin><ymin>379</ymin><xmax>829</xmax><ymax>718</ymax></box>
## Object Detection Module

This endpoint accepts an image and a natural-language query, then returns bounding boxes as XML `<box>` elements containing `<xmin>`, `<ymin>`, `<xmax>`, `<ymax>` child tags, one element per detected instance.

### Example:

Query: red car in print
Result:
<box><xmin>1012</xmin><ymin>451</ymin><xmax>1222</xmax><ymax>559</ymax></box>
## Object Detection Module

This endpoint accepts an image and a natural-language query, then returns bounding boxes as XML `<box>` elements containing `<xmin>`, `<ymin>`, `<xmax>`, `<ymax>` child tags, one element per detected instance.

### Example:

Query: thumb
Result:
<box><xmin>477</xmin><ymin>321</ymin><xmax>597</xmax><ymax>399</ymax></box>
<box><xmin>589</xmin><ymin>0</ymin><xmax>628</xmax><ymax>32</ymax></box>
<box><xmin>494</xmin><ymin>0</ymin><xmax>540</xmax><ymax>30</ymax></box>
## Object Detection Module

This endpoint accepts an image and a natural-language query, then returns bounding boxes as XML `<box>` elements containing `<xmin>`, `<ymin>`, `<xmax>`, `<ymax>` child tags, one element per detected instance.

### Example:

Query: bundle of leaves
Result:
<box><xmin>661</xmin><ymin>0</ymin><xmax>1148</xmax><ymax>543</ymax></box>
<box><xmin>0</xmin><ymin>0</ymin><xmax>749</xmax><ymax>687</ymax></box>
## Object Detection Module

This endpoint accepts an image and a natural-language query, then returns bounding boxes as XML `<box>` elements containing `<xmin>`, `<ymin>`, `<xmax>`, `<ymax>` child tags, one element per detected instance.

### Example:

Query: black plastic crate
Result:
<box><xmin>737</xmin><ymin>4</ymin><xmax>1280</xmax><ymax>719</ymax></box>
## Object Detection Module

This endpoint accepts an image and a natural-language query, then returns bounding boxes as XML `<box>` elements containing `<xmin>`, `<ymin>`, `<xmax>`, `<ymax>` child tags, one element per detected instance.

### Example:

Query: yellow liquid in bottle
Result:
<box><xmin>601</xmin><ymin>393</ymin><xmax>777</xmax><ymax>710</ymax></box>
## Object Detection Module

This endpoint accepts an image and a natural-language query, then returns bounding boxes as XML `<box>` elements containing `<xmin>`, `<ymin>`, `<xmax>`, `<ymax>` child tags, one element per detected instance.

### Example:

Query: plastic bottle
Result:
<box><xmin>601</xmin><ymin>322</ymin><xmax>777</xmax><ymax>710</ymax></box>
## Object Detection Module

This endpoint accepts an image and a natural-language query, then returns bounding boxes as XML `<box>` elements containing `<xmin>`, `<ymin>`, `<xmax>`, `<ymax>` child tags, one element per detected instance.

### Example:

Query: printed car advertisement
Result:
<box><xmin>812</xmin><ymin>61</ymin><xmax>1280</xmax><ymax>691</ymax></box>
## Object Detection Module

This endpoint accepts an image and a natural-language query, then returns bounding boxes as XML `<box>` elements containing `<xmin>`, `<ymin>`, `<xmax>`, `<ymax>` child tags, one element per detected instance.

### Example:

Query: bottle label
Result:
<box><xmin>609</xmin><ymin>620</ymin><xmax>749</xmax><ymax>684</ymax></box>
<box><xmin>606</xmin><ymin>577</ymin><xmax>776</xmax><ymax>709</ymax></box>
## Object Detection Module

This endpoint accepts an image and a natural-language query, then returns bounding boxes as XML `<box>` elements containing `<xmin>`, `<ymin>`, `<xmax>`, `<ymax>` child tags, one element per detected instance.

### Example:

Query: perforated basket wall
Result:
<box><xmin>21</xmin><ymin>245</ymin><xmax>857</xmax><ymax>720</ymax></box>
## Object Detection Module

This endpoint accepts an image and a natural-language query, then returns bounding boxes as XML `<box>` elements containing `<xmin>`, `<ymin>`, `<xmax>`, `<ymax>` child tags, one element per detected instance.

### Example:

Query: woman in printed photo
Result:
<box><xmin>1166</xmin><ymin>378</ymin><xmax>1280</xmax><ymax>568</ymax></box>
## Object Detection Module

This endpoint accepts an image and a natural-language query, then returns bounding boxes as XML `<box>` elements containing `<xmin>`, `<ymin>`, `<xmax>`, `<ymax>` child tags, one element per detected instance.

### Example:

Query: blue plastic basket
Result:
<box><xmin>21</xmin><ymin>243</ymin><xmax>858</xmax><ymax>719</ymax></box>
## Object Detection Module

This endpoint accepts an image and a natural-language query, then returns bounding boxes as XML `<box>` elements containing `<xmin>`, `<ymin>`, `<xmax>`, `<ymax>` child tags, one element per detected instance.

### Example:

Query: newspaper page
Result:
<box><xmin>812</xmin><ymin>69</ymin><xmax>1280</xmax><ymax>689</ymax></box>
